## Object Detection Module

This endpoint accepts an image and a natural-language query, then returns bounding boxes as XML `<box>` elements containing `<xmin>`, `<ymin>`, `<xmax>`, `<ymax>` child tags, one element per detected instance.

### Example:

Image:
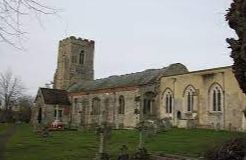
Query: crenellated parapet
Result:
<box><xmin>59</xmin><ymin>36</ymin><xmax>95</xmax><ymax>47</ymax></box>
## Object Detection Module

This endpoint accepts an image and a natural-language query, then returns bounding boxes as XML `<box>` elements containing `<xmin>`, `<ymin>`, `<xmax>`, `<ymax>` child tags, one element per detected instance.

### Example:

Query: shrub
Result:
<box><xmin>205</xmin><ymin>137</ymin><xmax>246</xmax><ymax>160</ymax></box>
<box><xmin>131</xmin><ymin>147</ymin><xmax>150</xmax><ymax>160</ymax></box>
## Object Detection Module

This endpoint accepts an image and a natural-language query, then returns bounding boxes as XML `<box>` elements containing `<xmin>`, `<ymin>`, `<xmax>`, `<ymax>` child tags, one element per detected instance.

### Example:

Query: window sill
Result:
<box><xmin>208</xmin><ymin>111</ymin><xmax>223</xmax><ymax>115</ymax></box>
<box><xmin>184</xmin><ymin>112</ymin><xmax>192</xmax><ymax>115</ymax></box>
<box><xmin>164</xmin><ymin>114</ymin><xmax>173</xmax><ymax>119</ymax></box>
<box><xmin>184</xmin><ymin>110</ymin><xmax>197</xmax><ymax>114</ymax></box>
<box><xmin>165</xmin><ymin>113</ymin><xmax>172</xmax><ymax>115</ymax></box>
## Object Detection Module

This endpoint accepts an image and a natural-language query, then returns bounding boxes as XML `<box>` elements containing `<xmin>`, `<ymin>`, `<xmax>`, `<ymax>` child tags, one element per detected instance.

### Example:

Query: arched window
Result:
<box><xmin>209</xmin><ymin>83</ymin><xmax>223</xmax><ymax>112</ymax></box>
<box><xmin>73</xmin><ymin>98</ymin><xmax>78</xmax><ymax>113</ymax></box>
<box><xmin>118</xmin><ymin>96</ymin><xmax>125</xmax><ymax>114</ymax></box>
<box><xmin>177</xmin><ymin>111</ymin><xmax>181</xmax><ymax>119</ymax></box>
<box><xmin>143</xmin><ymin>92</ymin><xmax>155</xmax><ymax>115</ymax></box>
<box><xmin>79</xmin><ymin>50</ymin><xmax>85</xmax><ymax>64</ymax></box>
<box><xmin>183</xmin><ymin>85</ymin><xmax>195</xmax><ymax>112</ymax></box>
<box><xmin>163</xmin><ymin>88</ymin><xmax>173</xmax><ymax>114</ymax></box>
<box><xmin>92</xmin><ymin>97</ymin><xmax>100</xmax><ymax>115</ymax></box>
<box><xmin>37</xmin><ymin>107</ymin><xmax>42</xmax><ymax>124</ymax></box>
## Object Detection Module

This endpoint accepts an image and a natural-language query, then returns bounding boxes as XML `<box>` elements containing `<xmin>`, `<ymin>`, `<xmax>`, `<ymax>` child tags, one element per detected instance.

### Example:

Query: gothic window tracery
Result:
<box><xmin>163</xmin><ymin>89</ymin><xmax>173</xmax><ymax>114</ymax></box>
<box><xmin>209</xmin><ymin>83</ymin><xmax>223</xmax><ymax>112</ymax></box>
<box><xmin>184</xmin><ymin>85</ymin><xmax>196</xmax><ymax>112</ymax></box>
<box><xmin>143</xmin><ymin>92</ymin><xmax>155</xmax><ymax>115</ymax></box>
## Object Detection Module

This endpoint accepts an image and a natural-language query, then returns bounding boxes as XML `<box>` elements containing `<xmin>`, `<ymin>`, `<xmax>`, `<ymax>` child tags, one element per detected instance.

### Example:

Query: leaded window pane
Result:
<box><xmin>213</xmin><ymin>90</ymin><xmax>217</xmax><ymax>111</ymax></box>
<box><xmin>165</xmin><ymin>96</ymin><xmax>169</xmax><ymax>113</ymax></box>
<box><xmin>169</xmin><ymin>96</ymin><xmax>172</xmax><ymax>113</ymax></box>
<box><xmin>217</xmin><ymin>91</ymin><xmax>221</xmax><ymax>111</ymax></box>
<box><xmin>187</xmin><ymin>93</ymin><xmax>191</xmax><ymax>112</ymax></box>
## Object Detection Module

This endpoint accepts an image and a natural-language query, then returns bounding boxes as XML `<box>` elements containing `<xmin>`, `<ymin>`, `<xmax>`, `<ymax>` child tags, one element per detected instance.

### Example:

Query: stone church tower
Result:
<box><xmin>53</xmin><ymin>36</ymin><xmax>94</xmax><ymax>90</ymax></box>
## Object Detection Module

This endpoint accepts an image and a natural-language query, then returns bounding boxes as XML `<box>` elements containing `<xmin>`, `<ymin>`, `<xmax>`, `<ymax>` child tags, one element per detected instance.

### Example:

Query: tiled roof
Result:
<box><xmin>68</xmin><ymin>63</ymin><xmax>188</xmax><ymax>92</ymax></box>
<box><xmin>39</xmin><ymin>88</ymin><xmax>71</xmax><ymax>105</ymax></box>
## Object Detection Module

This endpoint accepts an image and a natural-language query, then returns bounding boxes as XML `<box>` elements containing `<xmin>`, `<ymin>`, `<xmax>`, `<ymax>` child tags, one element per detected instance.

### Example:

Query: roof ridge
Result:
<box><xmin>68</xmin><ymin>63</ymin><xmax>188</xmax><ymax>92</ymax></box>
<box><xmin>93</xmin><ymin>67</ymin><xmax>166</xmax><ymax>81</ymax></box>
<box><xmin>40</xmin><ymin>87</ymin><xmax>67</xmax><ymax>92</ymax></box>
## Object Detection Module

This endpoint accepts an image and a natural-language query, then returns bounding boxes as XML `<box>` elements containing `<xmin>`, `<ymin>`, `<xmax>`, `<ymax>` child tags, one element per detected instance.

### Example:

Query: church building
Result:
<box><xmin>33</xmin><ymin>36</ymin><xmax>246</xmax><ymax>131</ymax></box>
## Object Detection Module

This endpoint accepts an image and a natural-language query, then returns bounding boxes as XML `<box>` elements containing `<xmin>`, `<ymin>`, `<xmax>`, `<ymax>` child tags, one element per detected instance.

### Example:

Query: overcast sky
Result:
<box><xmin>0</xmin><ymin>0</ymin><xmax>235</xmax><ymax>95</ymax></box>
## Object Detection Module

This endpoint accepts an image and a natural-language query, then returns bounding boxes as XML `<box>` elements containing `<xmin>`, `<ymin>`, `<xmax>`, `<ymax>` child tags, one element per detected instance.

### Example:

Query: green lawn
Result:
<box><xmin>0</xmin><ymin>123</ymin><xmax>10</xmax><ymax>134</ymax></box>
<box><xmin>6</xmin><ymin>125</ymin><xmax>98</xmax><ymax>160</ymax></box>
<box><xmin>3</xmin><ymin>124</ymin><xmax>245</xmax><ymax>160</ymax></box>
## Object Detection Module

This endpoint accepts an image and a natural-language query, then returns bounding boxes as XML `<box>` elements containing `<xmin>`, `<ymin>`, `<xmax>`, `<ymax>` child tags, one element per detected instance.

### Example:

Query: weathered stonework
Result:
<box><xmin>159</xmin><ymin>66</ymin><xmax>246</xmax><ymax>131</ymax></box>
<box><xmin>70</xmin><ymin>87</ymin><xmax>141</xmax><ymax>128</ymax></box>
<box><xmin>33</xmin><ymin>36</ymin><xmax>246</xmax><ymax>132</ymax></box>
<box><xmin>53</xmin><ymin>36</ymin><xmax>94</xmax><ymax>90</ymax></box>
<box><xmin>32</xmin><ymin>88</ymin><xmax>70</xmax><ymax>126</ymax></box>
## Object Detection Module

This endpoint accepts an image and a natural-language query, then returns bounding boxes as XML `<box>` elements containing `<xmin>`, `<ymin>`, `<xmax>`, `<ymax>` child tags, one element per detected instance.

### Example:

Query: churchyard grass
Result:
<box><xmin>0</xmin><ymin>123</ymin><xmax>10</xmax><ymax>134</ymax></box>
<box><xmin>2</xmin><ymin>124</ymin><xmax>245</xmax><ymax>160</ymax></box>
<box><xmin>5</xmin><ymin>124</ymin><xmax>98</xmax><ymax>160</ymax></box>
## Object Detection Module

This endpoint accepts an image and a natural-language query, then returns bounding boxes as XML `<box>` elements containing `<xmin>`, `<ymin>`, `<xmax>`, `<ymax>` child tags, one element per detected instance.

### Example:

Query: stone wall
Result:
<box><xmin>32</xmin><ymin>91</ymin><xmax>70</xmax><ymax>126</ymax></box>
<box><xmin>159</xmin><ymin>66</ymin><xmax>246</xmax><ymax>131</ymax></box>
<box><xmin>70</xmin><ymin>88</ymin><xmax>141</xmax><ymax>128</ymax></box>
<box><xmin>54</xmin><ymin>36</ymin><xmax>95</xmax><ymax>90</ymax></box>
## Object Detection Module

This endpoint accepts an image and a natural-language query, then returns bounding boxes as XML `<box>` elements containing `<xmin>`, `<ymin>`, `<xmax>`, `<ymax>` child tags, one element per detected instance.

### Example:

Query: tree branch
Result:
<box><xmin>0</xmin><ymin>0</ymin><xmax>58</xmax><ymax>49</ymax></box>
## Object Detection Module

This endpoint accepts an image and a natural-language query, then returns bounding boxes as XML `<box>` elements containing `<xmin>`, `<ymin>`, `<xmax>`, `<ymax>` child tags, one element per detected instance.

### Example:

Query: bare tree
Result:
<box><xmin>18</xmin><ymin>95</ymin><xmax>33</xmax><ymax>122</ymax></box>
<box><xmin>0</xmin><ymin>0</ymin><xmax>57</xmax><ymax>49</ymax></box>
<box><xmin>226</xmin><ymin>0</ymin><xmax>246</xmax><ymax>94</ymax></box>
<box><xmin>0</xmin><ymin>70</ymin><xmax>25</xmax><ymax>110</ymax></box>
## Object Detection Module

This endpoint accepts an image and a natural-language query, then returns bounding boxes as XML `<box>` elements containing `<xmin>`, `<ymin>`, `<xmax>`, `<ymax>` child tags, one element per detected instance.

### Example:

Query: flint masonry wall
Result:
<box><xmin>54</xmin><ymin>36</ymin><xmax>94</xmax><ymax>90</ymax></box>
<box><xmin>70</xmin><ymin>87</ymin><xmax>141</xmax><ymax>128</ymax></box>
